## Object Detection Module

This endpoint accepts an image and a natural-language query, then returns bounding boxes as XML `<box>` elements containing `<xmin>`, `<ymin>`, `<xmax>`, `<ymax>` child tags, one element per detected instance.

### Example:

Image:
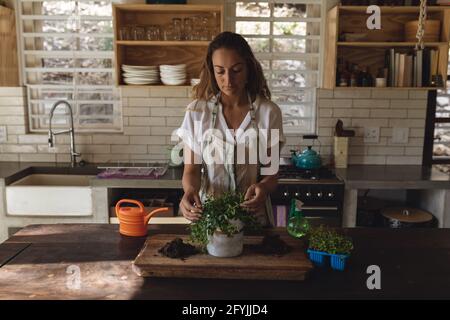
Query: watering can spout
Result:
<box><xmin>144</xmin><ymin>207</ymin><xmax>170</xmax><ymax>225</ymax></box>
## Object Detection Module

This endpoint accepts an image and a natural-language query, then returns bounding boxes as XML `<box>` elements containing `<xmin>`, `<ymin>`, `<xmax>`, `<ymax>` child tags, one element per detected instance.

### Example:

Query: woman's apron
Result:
<box><xmin>198</xmin><ymin>93</ymin><xmax>275</xmax><ymax>227</ymax></box>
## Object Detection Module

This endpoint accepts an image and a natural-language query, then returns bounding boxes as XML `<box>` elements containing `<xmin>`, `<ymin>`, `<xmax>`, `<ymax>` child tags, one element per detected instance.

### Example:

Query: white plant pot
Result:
<box><xmin>206</xmin><ymin>219</ymin><xmax>244</xmax><ymax>258</ymax></box>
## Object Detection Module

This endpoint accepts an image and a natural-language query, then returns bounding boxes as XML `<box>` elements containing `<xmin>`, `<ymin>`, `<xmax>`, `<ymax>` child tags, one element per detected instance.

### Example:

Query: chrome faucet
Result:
<box><xmin>48</xmin><ymin>100</ymin><xmax>81</xmax><ymax>167</ymax></box>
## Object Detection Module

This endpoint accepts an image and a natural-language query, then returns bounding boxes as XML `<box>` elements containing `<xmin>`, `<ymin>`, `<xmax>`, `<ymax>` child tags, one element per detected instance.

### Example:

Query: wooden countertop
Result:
<box><xmin>1</xmin><ymin>224</ymin><xmax>450</xmax><ymax>299</ymax></box>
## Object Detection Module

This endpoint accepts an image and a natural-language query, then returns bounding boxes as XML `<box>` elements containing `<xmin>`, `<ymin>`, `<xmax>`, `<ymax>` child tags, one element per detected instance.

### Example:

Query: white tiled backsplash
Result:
<box><xmin>0</xmin><ymin>86</ymin><xmax>427</xmax><ymax>165</ymax></box>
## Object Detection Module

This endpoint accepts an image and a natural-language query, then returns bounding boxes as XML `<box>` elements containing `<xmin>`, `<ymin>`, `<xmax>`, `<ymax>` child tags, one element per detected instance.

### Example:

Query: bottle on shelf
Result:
<box><xmin>361</xmin><ymin>66</ymin><xmax>373</xmax><ymax>87</ymax></box>
<box><xmin>337</xmin><ymin>58</ymin><xmax>349</xmax><ymax>87</ymax></box>
<box><xmin>375</xmin><ymin>67</ymin><xmax>387</xmax><ymax>88</ymax></box>
<box><xmin>350</xmin><ymin>64</ymin><xmax>358</xmax><ymax>87</ymax></box>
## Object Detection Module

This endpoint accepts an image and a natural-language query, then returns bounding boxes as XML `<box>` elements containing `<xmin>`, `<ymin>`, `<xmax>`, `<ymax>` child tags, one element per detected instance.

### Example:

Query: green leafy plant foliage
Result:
<box><xmin>189</xmin><ymin>192</ymin><xmax>261</xmax><ymax>247</ymax></box>
<box><xmin>307</xmin><ymin>225</ymin><xmax>353</xmax><ymax>255</ymax></box>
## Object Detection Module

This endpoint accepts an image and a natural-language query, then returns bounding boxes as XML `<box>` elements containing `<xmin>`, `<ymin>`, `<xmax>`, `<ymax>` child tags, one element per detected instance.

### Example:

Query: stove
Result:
<box><xmin>272</xmin><ymin>165</ymin><xmax>344</xmax><ymax>227</ymax></box>
<box><xmin>278</xmin><ymin>165</ymin><xmax>339</xmax><ymax>182</ymax></box>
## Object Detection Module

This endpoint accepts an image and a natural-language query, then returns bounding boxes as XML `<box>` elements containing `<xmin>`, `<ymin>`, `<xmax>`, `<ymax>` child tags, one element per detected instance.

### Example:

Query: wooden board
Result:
<box><xmin>0</xmin><ymin>6</ymin><xmax>19</xmax><ymax>86</ymax></box>
<box><xmin>132</xmin><ymin>233</ymin><xmax>314</xmax><ymax>281</ymax></box>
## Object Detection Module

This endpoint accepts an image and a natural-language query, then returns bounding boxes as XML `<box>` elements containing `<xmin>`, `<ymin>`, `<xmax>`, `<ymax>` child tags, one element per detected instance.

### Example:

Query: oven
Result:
<box><xmin>271</xmin><ymin>166</ymin><xmax>345</xmax><ymax>227</ymax></box>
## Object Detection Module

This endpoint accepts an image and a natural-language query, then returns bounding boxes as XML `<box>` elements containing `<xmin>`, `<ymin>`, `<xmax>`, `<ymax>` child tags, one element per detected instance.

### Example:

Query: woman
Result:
<box><xmin>177</xmin><ymin>31</ymin><xmax>285</xmax><ymax>227</ymax></box>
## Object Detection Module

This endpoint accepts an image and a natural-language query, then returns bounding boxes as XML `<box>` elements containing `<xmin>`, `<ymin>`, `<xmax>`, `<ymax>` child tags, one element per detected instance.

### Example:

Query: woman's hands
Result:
<box><xmin>180</xmin><ymin>188</ymin><xmax>203</xmax><ymax>221</ymax></box>
<box><xmin>241</xmin><ymin>183</ymin><xmax>268</xmax><ymax>212</ymax></box>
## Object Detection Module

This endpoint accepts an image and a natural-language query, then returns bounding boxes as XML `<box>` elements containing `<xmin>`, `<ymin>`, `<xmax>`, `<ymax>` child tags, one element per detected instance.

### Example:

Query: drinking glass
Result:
<box><xmin>183</xmin><ymin>17</ymin><xmax>193</xmax><ymax>41</ymax></box>
<box><xmin>163</xmin><ymin>24</ymin><xmax>174</xmax><ymax>41</ymax></box>
<box><xmin>192</xmin><ymin>16</ymin><xmax>202</xmax><ymax>40</ymax></box>
<box><xmin>146</xmin><ymin>25</ymin><xmax>160</xmax><ymax>40</ymax></box>
<box><xmin>172</xmin><ymin>18</ymin><xmax>182</xmax><ymax>41</ymax></box>
<box><xmin>119</xmin><ymin>26</ymin><xmax>130</xmax><ymax>40</ymax></box>
<box><xmin>132</xmin><ymin>26</ymin><xmax>145</xmax><ymax>40</ymax></box>
<box><xmin>200</xmin><ymin>16</ymin><xmax>209</xmax><ymax>41</ymax></box>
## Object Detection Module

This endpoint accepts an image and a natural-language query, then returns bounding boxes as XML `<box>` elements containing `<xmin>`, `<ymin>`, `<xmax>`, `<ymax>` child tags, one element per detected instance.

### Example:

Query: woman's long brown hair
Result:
<box><xmin>193</xmin><ymin>31</ymin><xmax>271</xmax><ymax>102</ymax></box>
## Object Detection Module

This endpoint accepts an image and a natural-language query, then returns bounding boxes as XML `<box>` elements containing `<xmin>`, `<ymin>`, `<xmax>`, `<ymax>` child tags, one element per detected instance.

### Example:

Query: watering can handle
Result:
<box><xmin>115</xmin><ymin>199</ymin><xmax>145</xmax><ymax>220</ymax></box>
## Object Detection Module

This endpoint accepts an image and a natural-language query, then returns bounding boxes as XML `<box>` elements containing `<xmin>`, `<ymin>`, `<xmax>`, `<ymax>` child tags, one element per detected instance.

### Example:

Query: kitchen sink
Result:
<box><xmin>11</xmin><ymin>174</ymin><xmax>92</xmax><ymax>186</ymax></box>
<box><xmin>6</xmin><ymin>174</ymin><xmax>95</xmax><ymax>216</ymax></box>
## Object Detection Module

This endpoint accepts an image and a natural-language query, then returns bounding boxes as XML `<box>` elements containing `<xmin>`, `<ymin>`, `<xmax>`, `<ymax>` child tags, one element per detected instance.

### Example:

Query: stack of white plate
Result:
<box><xmin>122</xmin><ymin>64</ymin><xmax>159</xmax><ymax>85</ymax></box>
<box><xmin>160</xmin><ymin>64</ymin><xmax>186</xmax><ymax>86</ymax></box>
<box><xmin>190</xmin><ymin>78</ymin><xmax>200</xmax><ymax>86</ymax></box>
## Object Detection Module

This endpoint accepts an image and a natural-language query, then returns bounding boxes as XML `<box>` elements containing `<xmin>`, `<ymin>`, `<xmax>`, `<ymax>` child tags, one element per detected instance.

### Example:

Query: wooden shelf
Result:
<box><xmin>323</xmin><ymin>5</ymin><xmax>450</xmax><ymax>90</ymax></box>
<box><xmin>119</xmin><ymin>84</ymin><xmax>193</xmax><ymax>88</ymax></box>
<box><xmin>334</xmin><ymin>86</ymin><xmax>444</xmax><ymax>90</ymax></box>
<box><xmin>113</xmin><ymin>4</ymin><xmax>221</xmax><ymax>13</ymax></box>
<box><xmin>337</xmin><ymin>42</ymin><xmax>448</xmax><ymax>47</ymax></box>
<box><xmin>113</xmin><ymin>4</ymin><xmax>223</xmax><ymax>87</ymax></box>
<box><xmin>116</xmin><ymin>40</ymin><xmax>210</xmax><ymax>46</ymax></box>
<box><xmin>339</xmin><ymin>6</ymin><xmax>448</xmax><ymax>13</ymax></box>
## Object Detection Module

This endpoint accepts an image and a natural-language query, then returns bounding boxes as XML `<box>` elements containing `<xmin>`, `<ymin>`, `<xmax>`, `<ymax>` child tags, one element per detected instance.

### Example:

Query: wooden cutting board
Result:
<box><xmin>132</xmin><ymin>233</ymin><xmax>314</xmax><ymax>281</ymax></box>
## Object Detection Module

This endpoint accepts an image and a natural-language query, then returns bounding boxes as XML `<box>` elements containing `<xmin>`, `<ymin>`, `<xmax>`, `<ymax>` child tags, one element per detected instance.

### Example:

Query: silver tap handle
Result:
<box><xmin>48</xmin><ymin>131</ymin><xmax>54</xmax><ymax>147</ymax></box>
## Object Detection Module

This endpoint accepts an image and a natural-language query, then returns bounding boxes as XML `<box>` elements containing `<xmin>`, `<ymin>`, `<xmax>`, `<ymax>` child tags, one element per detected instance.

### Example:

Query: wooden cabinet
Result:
<box><xmin>112</xmin><ymin>4</ymin><xmax>223</xmax><ymax>87</ymax></box>
<box><xmin>323</xmin><ymin>5</ymin><xmax>450</xmax><ymax>90</ymax></box>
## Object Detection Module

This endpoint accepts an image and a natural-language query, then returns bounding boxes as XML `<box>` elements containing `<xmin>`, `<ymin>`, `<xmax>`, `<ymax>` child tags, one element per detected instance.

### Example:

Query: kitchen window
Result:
<box><xmin>225</xmin><ymin>0</ymin><xmax>323</xmax><ymax>134</ymax></box>
<box><xmin>18</xmin><ymin>0</ymin><xmax>122</xmax><ymax>132</ymax></box>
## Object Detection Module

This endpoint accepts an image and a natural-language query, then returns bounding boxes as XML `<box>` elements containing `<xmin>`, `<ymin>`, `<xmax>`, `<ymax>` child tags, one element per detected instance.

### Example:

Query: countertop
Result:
<box><xmin>0</xmin><ymin>162</ymin><xmax>183</xmax><ymax>188</ymax></box>
<box><xmin>1</xmin><ymin>223</ymin><xmax>450</xmax><ymax>299</ymax></box>
<box><xmin>335</xmin><ymin>165</ymin><xmax>450</xmax><ymax>189</ymax></box>
<box><xmin>0</xmin><ymin>162</ymin><xmax>449</xmax><ymax>189</ymax></box>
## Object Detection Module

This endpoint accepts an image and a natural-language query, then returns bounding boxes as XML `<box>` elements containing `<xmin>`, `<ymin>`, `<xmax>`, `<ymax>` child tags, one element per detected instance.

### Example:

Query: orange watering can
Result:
<box><xmin>115</xmin><ymin>199</ymin><xmax>169</xmax><ymax>237</ymax></box>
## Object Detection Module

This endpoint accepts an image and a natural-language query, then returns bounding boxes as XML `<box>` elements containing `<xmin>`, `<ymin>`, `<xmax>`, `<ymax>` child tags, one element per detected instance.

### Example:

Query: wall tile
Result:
<box><xmin>121</xmin><ymin>87</ymin><xmax>150</xmax><ymax>97</ymax></box>
<box><xmin>386</xmin><ymin>156</ymin><xmax>422</xmax><ymax>165</ymax></box>
<box><xmin>92</xmin><ymin>135</ymin><xmax>130</xmax><ymax>145</ymax></box>
<box><xmin>150</xmin><ymin>87</ymin><xmax>189</xmax><ymax>97</ymax></box>
<box><xmin>390</xmin><ymin>99</ymin><xmax>426</xmax><ymax>109</ymax></box>
<box><xmin>19</xmin><ymin>153</ymin><xmax>56</xmax><ymax>162</ymax></box>
<box><xmin>333</xmin><ymin>89</ymin><xmax>371</xmax><ymax>99</ymax></box>
<box><xmin>352</xmin><ymin>99</ymin><xmax>390</xmax><ymax>109</ymax></box>
<box><xmin>372</xmin><ymin>89</ymin><xmax>409</xmax><ymax>99</ymax></box>
<box><xmin>111</xmin><ymin>145</ymin><xmax>147</xmax><ymax>154</ymax></box>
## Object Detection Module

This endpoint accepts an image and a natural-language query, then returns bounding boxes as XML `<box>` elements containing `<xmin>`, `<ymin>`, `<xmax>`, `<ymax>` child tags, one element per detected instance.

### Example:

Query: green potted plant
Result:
<box><xmin>307</xmin><ymin>225</ymin><xmax>353</xmax><ymax>271</ymax></box>
<box><xmin>189</xmin><ymin>192</ymin><xmax>260</xmax><ymax>258</ymax></box>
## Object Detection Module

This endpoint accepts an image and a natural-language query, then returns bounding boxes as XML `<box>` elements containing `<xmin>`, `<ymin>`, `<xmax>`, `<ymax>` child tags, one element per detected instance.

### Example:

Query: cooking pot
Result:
<box><xmin>381</xmin><ymin>207</ymin><xmax>435</xmax><ymax>229</ymax></box>
<box><xmin>291</xmin><ymin>135</ymin><xmax>322</xmax><ymax>170</ymax></box>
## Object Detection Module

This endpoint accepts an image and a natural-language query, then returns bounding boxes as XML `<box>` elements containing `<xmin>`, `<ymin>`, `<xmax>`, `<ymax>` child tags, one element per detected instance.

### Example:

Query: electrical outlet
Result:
<box><xmin>392</xmin><ymin>127</ymin><xmax>409</xmax><ymax>144</ymax></box>
<box><xmin>0</xmin><ymin>126</ymin><xmax>7</xmax><ymax>143</ymax></box>
<box><xmin>364</xmin><ymin>127</ymin><xmax>380</xmax><ymax>143</ymax></box>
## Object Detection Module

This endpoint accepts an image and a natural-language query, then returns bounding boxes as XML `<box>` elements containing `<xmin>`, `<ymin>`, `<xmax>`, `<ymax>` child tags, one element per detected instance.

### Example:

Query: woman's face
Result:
<box><xmin>211</xmin><ymin>48</ymin><xmax>248</xmax><ymax>98</ymax></box>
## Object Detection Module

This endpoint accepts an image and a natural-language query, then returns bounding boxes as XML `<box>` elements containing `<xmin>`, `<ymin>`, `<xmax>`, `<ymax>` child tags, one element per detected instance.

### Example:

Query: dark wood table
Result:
<box><xmin>0</xmin><ymin>224</ymin><xmax>449</xmax><ymax>300</ymax></box>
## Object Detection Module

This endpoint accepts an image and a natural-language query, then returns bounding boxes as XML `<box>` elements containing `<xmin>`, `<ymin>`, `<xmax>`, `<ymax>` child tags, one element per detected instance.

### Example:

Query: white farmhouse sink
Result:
<box><xmin>6</xmin><ymin>174</ymin><xmax>95</xmax><ymax>216</ymax></box>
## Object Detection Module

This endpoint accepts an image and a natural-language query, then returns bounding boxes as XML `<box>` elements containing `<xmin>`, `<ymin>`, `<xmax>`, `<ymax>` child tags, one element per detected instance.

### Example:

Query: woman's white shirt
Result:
<box><xmin>177</xmin><ymin>95</ymin><xmax>285</xmax><ymax>225</ymax></box>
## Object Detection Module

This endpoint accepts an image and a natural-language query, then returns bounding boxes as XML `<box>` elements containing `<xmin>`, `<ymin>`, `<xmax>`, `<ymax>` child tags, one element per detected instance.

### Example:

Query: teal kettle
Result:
<box><xmin>291</xmin><ymin>135</ymin><xmax>322</xmax><ymax>170</ymax></box>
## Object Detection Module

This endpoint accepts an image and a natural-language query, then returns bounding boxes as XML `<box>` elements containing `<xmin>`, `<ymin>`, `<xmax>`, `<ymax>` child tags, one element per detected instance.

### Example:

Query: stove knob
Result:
<box><xmin>283</xmin><ymin>190</ymin><xmax>290</xmax><ymax>197</ymax></box>
<box><xmin>294</xmin><ymin>189</ymin><xmax>300</xmax><ymax>197</ymax></box>
<box><xmin>327</xmin><ymin>192</ymin><xmax>335</xmax><ymax>199</ymax></box>
<box><xmin>306</xmin><ymin>191</ymin><xmax>312</xmax><ymax>198</ymax></box>
<box><xmin>317</xmin><ymin>192</ymin><xmax>323</xmax><ymax>198</ymax></box>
